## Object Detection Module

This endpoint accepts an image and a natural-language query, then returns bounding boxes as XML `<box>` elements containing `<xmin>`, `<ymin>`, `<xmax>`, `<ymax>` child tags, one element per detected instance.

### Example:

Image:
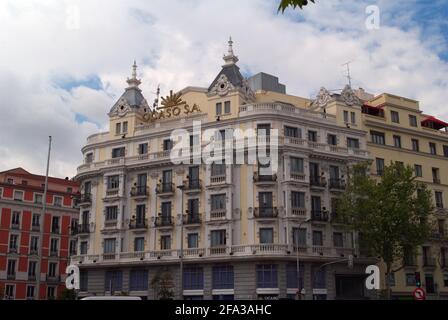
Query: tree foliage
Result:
<box><xmin>278</xmin><ymin>0</ymin><xmax>315</xmax><ymax>13</ymax></box>
<box><xmin>338</xmin><ymin>162</ymin><xmax>434</xmax><ymax>297</ymax></box>
<box><xmin>57</xmin><ymin>288</ymin><xmax>77</xmax><ymax>300</ymax></box>
<box><xmin>151</xmin><ymin>269</ymin><xmax>175</xmax><ymax>300</ymax></box>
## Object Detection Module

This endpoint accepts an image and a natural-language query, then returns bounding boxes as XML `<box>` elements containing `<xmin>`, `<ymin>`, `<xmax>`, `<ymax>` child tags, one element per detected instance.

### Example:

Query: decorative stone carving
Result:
<box><xmin>312</xmin><ymin>87</ymin><xmax>332</xmax><ymax>108</ymax></box>
<box><xmin>109</xmin><ymin>98</ymin><xmax>132</xmax><ymax>117</ymax></box>
<box><xmin>242</xmin><ymin>78</ymin><xmax>256</xmax><ymax>102</ymax></box>
<box><xmin>211</xmin><ymin>74</ymin><xmax>235</xmax><ymax>97</ymax></box>
<box><xmin>340</xmin><ymin>85</ymin><xmax>361</xmax><ymax>106</ymax></box>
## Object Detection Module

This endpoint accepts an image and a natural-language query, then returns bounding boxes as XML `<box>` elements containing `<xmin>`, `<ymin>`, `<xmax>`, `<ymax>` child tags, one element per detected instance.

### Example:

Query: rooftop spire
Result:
<box><xmin>126</xmin><ymin>60</ymin><xmax>141</xmax><ymax>88</ymax></box>
<box><xmin>223</xmin><ymin>36</ymin><xmax>239</xmax><ymax>66</ymax></box>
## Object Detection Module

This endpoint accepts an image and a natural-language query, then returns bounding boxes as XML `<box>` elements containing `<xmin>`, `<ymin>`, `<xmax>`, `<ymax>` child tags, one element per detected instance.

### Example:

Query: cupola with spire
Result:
<box><xmin>109</xmin><ymin>61</ymin><xmax>149</xmax><ymax>117</ymax></box>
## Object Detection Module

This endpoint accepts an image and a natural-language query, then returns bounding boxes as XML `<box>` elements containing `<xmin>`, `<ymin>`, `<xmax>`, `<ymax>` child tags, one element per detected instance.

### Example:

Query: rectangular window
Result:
<box><xmin>34</xmin><ymin>194</ymin><xmax>43</xmax><ymax>204</ymax></box>
<box><xmin>26</xmin><ymin>286</ymin><xmax>35</xmax><ymax>300</ymax></box>
<box><xmin>333</xmin><ymin>232</ymin><xmax>344</xmax><ymax>248</ymax></box>
<box><xmin>54</xmin><ymin>196</ymin><xmax>62</xmax><ymax>207</ymax></box>
<box><xmin>312</xmin><ymin>231</ymin><xmax>323</xmax><ymax>246</ymax></box>
<box><xmin>51</xmin><ymin>216</ymin><xmax>60</xmax><ymax>233</ymax></box>
<box><xmin>224</xmin><ymin>101</ymin><xmax>231</xmax><ymax>114</ymax></box>
<box><xmin>211</xmin><ymin>163</ymin><xmax>226</xmax><ymax>176</ymax></box>
<box><xmin>412</xmin><ymin>139</ymin><xmax>420</xmax><ymax>152</ymax></box>
<box><xmin>343</xmin><ymin>110</ymin><xmax>349</xmax><ymax>123</ymax></box>
<box><xmin>85</xmin><ymin>153</ymin><xmax>93</xmax><ymax>163</ymax></box>
<box><xmin>122</xmin><ymin>121</ymin><xmax>128</xmax><ymax>133</ymax></box>
<box><xmin>350</xmin><ymin>112</ymin><xmax>356</xmax><ymax>124</ymax></box>
<box><xmin>257</xmin><ymin>124</ymin><xmax>271</xmax><ymax>136</ymax></box>
<box><xmin>435</xmin><ymin>192</ymin><xmax>444</xmax><ymax>209</ymax></box>
<box><xmin>14</xmin><ymin>190</ymin><xmax>23</xmax><ymax>201</ymax></box>
<box><xmin>425</xmin><ymin>275</ymin><xmax>435</xmax><ymax>294</ymax></box>
<box><xmin>105</xmin><ymin>206</ymin><xmax>118</xmax><ymax>221</ymax></box>
<box><xmin>376</xmin><ymin>158</ymin><xmax>385</xmax><ymax>176</ymax></box>
<box><xmin>292</xmin><ymin>228</ymin><xmax>307</xmax><ymax>247</ymax></box>
<box><xmin>216</xmin><ymin>102</ymin><xmax>222</xmax><ymax>116</ymax></box>
<box><xmin>30</xmin><ymin>236</ymin><xmax>39</xmax><ymax>253</ymax></box>
<box><xmin>28</xmin><ymin>261</ymin><xmax>37</xmax><ymax>278</ymax></box>
<box><xmin>212</xmin><ymin>265</ymin><xmax>234</xmax><ymax>289</ymax></box>
<box><xmin>327</xmin><ymin>134</ymin><xmax>337</xmax><ymax>146</ymax></box>
<box><xmin>112</xmin><ymin>147</ymin><xmax>125</xmax><ymax>158</ymax></box>
<box><xmin>347</xmin><ymin>138</ymin><xmax>359</xmax><ymax>149</ymax></box>
<box><xmin>69</xmin><ymin>239</ymin><xmax>77</xmax><ymax>255</ymax></box>
<box><xmin>391</xmin><ymin>111</ymin><xmax>400</xmax><ymax>123</ymax></box>
<box><xmin>11</xmin><ymin>211</ymin><xmax>20</xmax><ymax>228</ymax></box>
<box><xmin>48</xmin><ymin>262</ymin><xmax>57</xmax><ymax>277</ymax></box>
<box><xmin>409</xmin><ymin>115</ymin><xmax>417</xmax><ymax>127</ymax></box>
<box><xmin>115</xmin><ymin>122</ymin><xmax>121</xmax><ymax>135</ymax></box>
<box><xmin>7</xmin><ymin>259</ymin><xmax>16</xmax><ymax>278</ymax></box>
<box><xmin>161</xmin><ymin>235</ymin><xmax>171</xmax><ymax>250</ymax></box>
<box><xmin>371</xmin><ymin>131</ymin><xmax>385</xmax><ymax>145</ymax></box>
<box><xmin>184</xmin><ymin>267</ymin><xmax>204</xmax><ymax>290</ymax></box>
<box><xmin>138</xmin><ymin>143</ymin><xmax>148</xmax><ymax>155</ymax></box>
<box><xmin>107</xmin><ymin>175</ymin><xmax>120</xmax><ymax>189</ymax></box>
<box><xmin>259</xmin><ymin>228</ymin><xmax>274</xmax><ymax>244</ymax></box>
<box><xmin>308</xmin><ymin>130</ymin><xmax>317</xmax><ymax>142</ymax></box>
<box><xmin>211</xmin><ymin>230</ymin><xmax>226</xmax><ymax>247</ymax></box>
<box><xmin>162</xmin><ymin>170</ymin><xmax>172</xmax><ymax>185</ymax></box>
<box><xmin>9</xmin><ymin>234</ymin><xmax>18</xmax><ymax>253</ymax></box>
<box><xmin>256</xmin><ymin>264</ymin><xmax>278</xmax><ymax>288</ymax></box>
<box><xmin>188</xmin><ymin>233</ymin><xmax>199</xmax><ymax>248</ymax></box>
<box><xmin>104</xmin><ymin>238</ymin><xmax>116</xmax><ymax>254</ymax></box>
<box><xmin>432</xmin><ymin>168</ymin><xmax>440</xmax><ymax>183</ymax></box>
<box><xmin>290</xmin><ymin>157</ymin><xmax>304</xmax><ymax>173</ymax></box>
<box><xmin>414</xmin><ymin>165</ymin><xmax>423</xmax><ymax>177</ymax></box>
<box><xmin>313</xmin><ymin>266</ymin><xmax>326</xmax><ymax>289</ymax></box>
<box><xmin>163</xmin><ymin>139</ymin><xmax>173</xmax><ymax>151</ymax></box>
<box><xmin>429</xmin><ymin>142</ymin><xmax>437</xmax><ymax>155</ymax></box>
<box><xmin>5</xmin><ymin>285</ymin><xmax>15</xmax><ymax>300</ymax></box>
<box><xmin>130</xmin><ymin>270</ymin><xmax>148</xmax><ymax>291</ymax></box>
<box><xmin>80</xmin><ymin>241</ymin><xmax>88</xmax><ymax>255</ymax></box>
<box><xmin>286</xmin><ymin>263</ymin><xmax>304</xmax><ymax>289</ymax></box>
<box><xmin>50</xmin><ymin>238</ymin><xmax>59</xmax><ymax>255</ymax></box>
<box><xmin>284</xmin><ymin>126</ymin><xmax>299</xmax><ymax>138</ymax></box>
<box><xmin>161</xmin><ymin>202</ymin><xmax>171</xmax><ymax>217</ymax></box>
<box><xmin>291</xmin><ymin>191</ymin><xmax>305</xmax><ymax>208</ymax></box>
<box><xmin>134</xmin><ymin>237</ymin><xmax>145</xmax><ymax>252</ymax></box>
<box><xmin>393</xmin><ymin>135</ymin><xmax>402</xmax><ymax>148</ymax></box>
<box><xmin>211</xmin><ymin>194</ymin><xmax>226</xmax><ymax>211</ymax></box>
<box><xmin>105</xmin><ymin>271</ymin><xmax>123</xmax><ymax>292</ymax></box>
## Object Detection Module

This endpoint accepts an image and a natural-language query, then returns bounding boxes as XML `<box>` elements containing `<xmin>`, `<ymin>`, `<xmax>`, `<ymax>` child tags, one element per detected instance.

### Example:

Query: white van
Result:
<box><xmin>81</xmin><ymin>296</ymin><xmax>142</xmax><ymax>300</ymax></box>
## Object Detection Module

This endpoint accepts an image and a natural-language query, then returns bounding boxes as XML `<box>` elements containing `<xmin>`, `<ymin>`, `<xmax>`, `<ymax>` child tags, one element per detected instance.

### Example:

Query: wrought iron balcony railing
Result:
<box><xmin>253</xmin><ymin>172</ymin><xmax>277</xmax><ymax>183</ymax></box>
<box><xmin>311</xmin><ymin>210</ymin><xmax>329</xmax><ymax>222</ymax></box>
<box><xmin>156</xmin><ymin>182</ymin><xmax>175</xmax><ymax>194</ymax></box>
<box><xmin>130</xmin><ymin>185</ymin><xmax>148</xmax><ymax>197</ymax></box>
<box><xmin>129</xmin><ymin>219</ymin><xmax>148</xmax><ymax>229</ymax></box>
<box><xmin>184</xmin><ymin>179</ymin><xmax>202</xmax><ymax>191</ymax></box>
<box><xmin>310</xmin><ymin>177</ymin><xmax>327</xmax><ymax>187</ymax></box>
<box><xmin>155</xmin><ymin>215</ymin><xmax>173</xmax><ymax>227</ymax></box>
<box><xmin>329</xmin><ymin>178</ymin><xmax>346</xmax><ymax>190</ymax></box>
<box><xmin>184</xmin><ymin>214</ymin><xmax>201</xmax><ymax>225</ymax></box>
<box><xmin>254</xmin><ymin>207</ymin><xmax>279</xmax><ymax>218</ymax></box>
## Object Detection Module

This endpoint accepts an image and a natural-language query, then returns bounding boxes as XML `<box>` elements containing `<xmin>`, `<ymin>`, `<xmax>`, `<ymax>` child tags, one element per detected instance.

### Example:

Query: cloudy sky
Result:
<box><xmin>1</xmin><ymin>0</ymin><xmax>447</xmax><ymax>178</ymax></box>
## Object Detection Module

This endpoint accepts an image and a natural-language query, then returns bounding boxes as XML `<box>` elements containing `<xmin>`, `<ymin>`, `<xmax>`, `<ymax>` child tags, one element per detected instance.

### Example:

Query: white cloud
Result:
<box><xmin>0</xmin><ymin>0</ymin><xmax>447</xmax><ymax>177</ymax></box>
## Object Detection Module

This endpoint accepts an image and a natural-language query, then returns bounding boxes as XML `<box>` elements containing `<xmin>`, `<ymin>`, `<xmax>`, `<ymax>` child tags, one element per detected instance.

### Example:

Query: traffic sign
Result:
<box><xmin>413</xmin><ymin>287</ymin><xmax>426</xmax><ymax>300</ymax></box>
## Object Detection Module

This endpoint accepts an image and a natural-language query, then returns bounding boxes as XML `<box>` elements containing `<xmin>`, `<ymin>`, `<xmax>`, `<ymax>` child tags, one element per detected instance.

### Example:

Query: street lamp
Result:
<box><xmin>296</xmin><ymin>218</ymin><xmax>310</xmax><ymax>300</ymax></box>
<box><xmin>177</xmin><ymin>184</ymin><xmax>185</xmax><ymax>300</ymax></box>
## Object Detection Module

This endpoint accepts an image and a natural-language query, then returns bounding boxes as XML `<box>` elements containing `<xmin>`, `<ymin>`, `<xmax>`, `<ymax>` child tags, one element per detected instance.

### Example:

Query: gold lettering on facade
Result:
<box><xmin>143</xmin><ymin>90</ymin><xmax>201</xmax><ymax>122</ymax></box>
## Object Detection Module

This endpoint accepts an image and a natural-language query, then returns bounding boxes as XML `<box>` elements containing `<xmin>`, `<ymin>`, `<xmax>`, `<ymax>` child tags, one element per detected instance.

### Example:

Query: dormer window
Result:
<box><xmin>85</xmin><ymin>153</ymin><xmax>93</xmax><ymax>164</ymax></box>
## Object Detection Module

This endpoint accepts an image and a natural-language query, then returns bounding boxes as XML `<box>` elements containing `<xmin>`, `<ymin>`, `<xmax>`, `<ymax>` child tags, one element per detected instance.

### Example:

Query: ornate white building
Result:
<box><xmin>71</xmin><ymin>39</ymin><xmax>375</xmax><ymax>300</ymax></box>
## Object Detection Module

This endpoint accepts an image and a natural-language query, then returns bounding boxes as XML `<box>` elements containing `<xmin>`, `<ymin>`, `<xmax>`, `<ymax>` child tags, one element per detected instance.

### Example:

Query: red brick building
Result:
<box><xmin>0</xmin><ymin>168</ymin><xmax>79</xmax><ymax>300</ymax></box>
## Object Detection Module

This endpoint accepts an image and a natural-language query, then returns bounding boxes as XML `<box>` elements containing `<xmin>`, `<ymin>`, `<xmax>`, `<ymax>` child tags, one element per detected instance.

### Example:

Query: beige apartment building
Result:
<box><xmin>311</xmin><ymin>87</ymin><xmax>448</xmax><ymax>299</ymax></box>
<box><xmin>71</xmin><ymin>40</ymin><xmax>376</xmax><ymax>300</ymax></box>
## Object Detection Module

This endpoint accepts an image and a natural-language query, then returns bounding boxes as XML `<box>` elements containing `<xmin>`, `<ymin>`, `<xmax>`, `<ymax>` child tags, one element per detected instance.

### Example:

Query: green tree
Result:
<box><xmin>57</xmin><ymin>288</ymin><xmax>77</xmax><ymax>300</ymax></box>
<box><xmin>278</xmin><ymin>0</ymin><xmax>315</xmax><ymax>13</ymax></box>
<box><xmin>151</xmin><ymin>269</ymin><xmax>174</xmax><ymax>300</ymax></box>
<box><xmin>338</xmin><ymin>162</ymin><xmax>433</xmax><ymax>299</ymax></box>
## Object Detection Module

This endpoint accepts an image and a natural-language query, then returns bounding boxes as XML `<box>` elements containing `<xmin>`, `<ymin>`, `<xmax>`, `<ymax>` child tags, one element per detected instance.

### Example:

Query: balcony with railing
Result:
<box><xmin>311</xmin><ymin>210</ymin><xmax>329</xmax><ymax>222</ymax></box>
<box><xmin>184</xmin><ymin>214</ymin><xmax>201</xmax><ymax>225</ymax></box>
<box><xmin>253</xmin><ymin>172</ymin><xmax>277</xmax><ymax>184</ymax></box>
<box><xmin>155</xmin><ymin>215</ymin><xmax>173</xmax><ymax>227</ymax></box>
<box><xmin>129</xmin><ymin>219</ymin><xmax>148</xmax><ymax>230</ymax></box>
<box><xmin>291</xmin><ymin>207</ymin><xmax>306</xmax><ymax>217</ymax></box>
<box><xmin>7</xmin><ymin>273</ymin><xmax>16</xmax><ymax>280</ymax></box>
<box><xmin>210</xmin><ymin>174</ymin><xmax>226</xmax><ymax>185</ymax></box>
<box><xmin>31</xmin><ymin>224</ymin><xmax>40</xmax><ymax>232</ymax></box>
<box><xmin>329</xmin><ymin>179</ymin><xmax>346</xmax><ymax>191</ymax></box>
<box><xmin>210</xmin><ymin>209</ymin><xmax>227</xmax><ymax>220</ymax></box>
<box><xmin>105</xmin><ymin>188</ymin><xmax>119</xmax><ymax>198</ymax></box>
<box><xmin>51</xmin><ymin>226</ymin><xmax>60</xmax><ymax>235</ymax></box>
<box><xmin>290</xmin><ymin>172</ymin><xmax>306</xmax><ymax>182</ymax></box>
<box><xmin>156</xmin><ymin>182</ymin><xmax>175</xmax><ymax>196</ymax></box>
<box><xmin>310</xmin><ymin>176</ymin><xmax>327</xmax><ymax>189</ymax></box>
<box><xmin>254</xmin><ymin>207</ymin><xmax>279</xmax><ymax>219</ymax></box>
<box><xmin>77</xmin><ymin>193</ymin><xmax>92</xmax><ymax>205</ymax></box>
<box><xmin>46</xmin><ymin>275</ymin><xmax>61</xmax><ymax>284</ymax></box>
<box><xmin>130</xmin><ymin>185</ymin><xmax>149</xmax><ymax>198</ymax></box>
<box><xmin>72</xmin><ymin>223</ymin><xmax>92</xmax><ymax>235</ymax></box>
<box><xmin>183</xmin><ymin>179</ymin><xmax>202</xmax><ymax>193</ymax></box>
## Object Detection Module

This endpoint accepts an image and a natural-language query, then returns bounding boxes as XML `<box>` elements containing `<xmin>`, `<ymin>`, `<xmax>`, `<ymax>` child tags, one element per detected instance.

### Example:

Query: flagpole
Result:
<box><xmin>36</xmin><ymin>136</ymin><xmax>52</xmax><ymax>300</ymax></box>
